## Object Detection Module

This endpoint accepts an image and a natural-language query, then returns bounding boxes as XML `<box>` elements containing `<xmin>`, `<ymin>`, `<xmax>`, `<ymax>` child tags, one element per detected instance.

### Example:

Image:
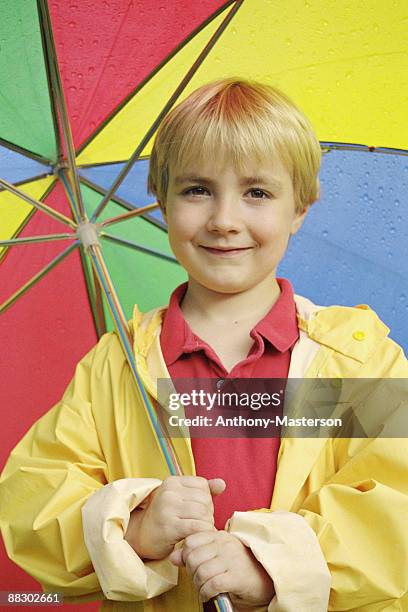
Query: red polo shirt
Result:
<box><xmin>160</xmin><ymin>278</ymin><xmax>299</xmax><ymax>530</ymax></box>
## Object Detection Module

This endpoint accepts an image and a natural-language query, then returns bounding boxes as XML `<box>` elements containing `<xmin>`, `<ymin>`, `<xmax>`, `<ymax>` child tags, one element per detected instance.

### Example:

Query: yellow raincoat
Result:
<box><xmin>1</xmin><ymin>294</ymin><xmax>408</xmax><ymax>611</ymax></box>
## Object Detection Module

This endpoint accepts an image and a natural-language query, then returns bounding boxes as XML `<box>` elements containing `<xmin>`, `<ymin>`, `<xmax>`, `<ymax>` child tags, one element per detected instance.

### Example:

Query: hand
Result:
<box><xmin>169</xmin><ymin>530</ymin><xmax>275</xmax><ymax>608</ymax></box>
<box><xmin>124</xmin><ymin>476</ymin><xmax>225</xmax><ymax>560</ymax></box>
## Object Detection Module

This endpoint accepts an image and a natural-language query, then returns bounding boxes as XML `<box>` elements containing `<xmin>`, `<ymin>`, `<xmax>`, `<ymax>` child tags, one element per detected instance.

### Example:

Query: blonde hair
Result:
<box><xmin>148</xmin><ymin>79</ymin><xmax>321</xmax><ymax>213</ymax></box>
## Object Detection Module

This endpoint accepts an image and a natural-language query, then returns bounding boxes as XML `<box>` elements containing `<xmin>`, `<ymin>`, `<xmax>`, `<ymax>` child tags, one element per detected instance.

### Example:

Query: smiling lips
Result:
<box><xmin>200</xmin><ymin>245</ymin><xmax>253</xmax><ymax>256</ymax></box>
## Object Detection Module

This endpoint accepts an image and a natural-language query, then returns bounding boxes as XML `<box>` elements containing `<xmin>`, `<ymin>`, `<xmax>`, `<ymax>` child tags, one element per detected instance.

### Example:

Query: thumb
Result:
<box><xmin>169</xmin><ymin>547</ymin><xmax>184</xmax><ymax>566</ymax></box>
<box><xmin>208</xmin><ymin>478</ymin><xmax>226</xmax><ymax>496</ymax></box>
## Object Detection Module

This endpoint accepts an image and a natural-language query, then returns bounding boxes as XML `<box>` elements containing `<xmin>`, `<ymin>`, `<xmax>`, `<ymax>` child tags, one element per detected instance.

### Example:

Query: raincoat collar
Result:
<box><xmin>132</xmin><ymin>294</ymin><xmax>391</xmax><ymax>374</ymax></box>
<box><xmin>293</xmin><ymin>295</ymin><xmax>390</xmax><ymax>364</ymax></box>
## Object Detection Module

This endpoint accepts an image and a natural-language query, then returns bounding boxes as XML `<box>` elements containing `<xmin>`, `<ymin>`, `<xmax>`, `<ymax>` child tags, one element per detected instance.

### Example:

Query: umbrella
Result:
<box><xmin>1</xmin><ymin>0</ymin><xmax>407</xmax><ymax>606</ymax></box>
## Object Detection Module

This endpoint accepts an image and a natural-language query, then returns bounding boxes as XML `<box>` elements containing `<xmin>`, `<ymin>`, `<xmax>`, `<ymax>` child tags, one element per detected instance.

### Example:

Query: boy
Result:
<box><xmin>1</xmin><ymin>80</ymin><xmax>408</xmax><ymax>612</ymax></box>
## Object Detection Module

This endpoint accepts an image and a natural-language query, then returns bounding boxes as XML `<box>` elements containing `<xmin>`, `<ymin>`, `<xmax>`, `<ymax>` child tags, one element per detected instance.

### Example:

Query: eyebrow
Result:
<box><xmin>174</xmin><ymin>175</ymin><xmax>214</xmax><ymax>185</ymax></box>
<box><xmin>240</xmin><ymin>176</ymin><xmax>283</xmax><ymax>191</ymax></box>
<box><xmin>174</xmin><ymin>174</ymin><xmax>284</xmax><ymax>191</ymax></box>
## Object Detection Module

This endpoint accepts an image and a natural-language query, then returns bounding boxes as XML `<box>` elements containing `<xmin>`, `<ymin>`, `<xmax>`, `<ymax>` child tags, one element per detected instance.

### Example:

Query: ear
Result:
<box><xmin>290</xmin><ymin>207</ymin><xmax>308</xmax><ymax>235</ymax></box>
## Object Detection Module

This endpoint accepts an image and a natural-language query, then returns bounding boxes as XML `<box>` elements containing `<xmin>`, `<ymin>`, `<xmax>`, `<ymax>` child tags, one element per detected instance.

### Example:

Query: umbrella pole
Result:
<box><xmin>86</xmin><ymin>242</ymin><xmax>184</xmax><ymax>476</ymax></box>
<box><xmin>86</xmin><ymin>242</ymin><xmax>234</xmax><ymax>611</ymax></box>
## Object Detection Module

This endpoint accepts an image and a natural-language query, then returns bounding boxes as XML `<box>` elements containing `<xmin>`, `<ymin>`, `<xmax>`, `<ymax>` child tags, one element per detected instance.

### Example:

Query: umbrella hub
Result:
<box><xmin>76</xmin><ymin>221</ymin><xmax>100</xmax><ymax>249</ymax></box>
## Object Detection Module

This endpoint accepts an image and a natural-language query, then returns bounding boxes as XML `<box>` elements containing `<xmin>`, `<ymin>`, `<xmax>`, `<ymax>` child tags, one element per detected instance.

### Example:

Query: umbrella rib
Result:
<box><xmin>100</xmin><ymin>232</ymin><xmax>178</xmax><ymax>264</ymax></box>
<box><xmin>59</xmin><ymin>167</ymin><xmax>82</xmax><ymax>224</ymax></box>
<box><xmin>0</xmin><ymin>233</ymin><xmax>75</xmax><ymax>247</ymax></box>
<box><xmin>37</xmin><ymin>0</ymin><xmax>86</xmax><ymax>221</ymax></box>
<box><xmin>321</xmin><ymin>142</ymin><xmax>408</xmax><ymax>156</ymax></box>
<box><xmin>1</xmin><ymin>172</ymin><xmax>55</xmax><ymax>186</ymax></box>
<box><xmin>90</xmin><ymin>0</ymin><xmax>244</xmax><ymax>223</ymax></box>
<box><xmin>36</xmin><ymin>0</ymin><xmax>62</xmax><ymax>160</ymax></box>
<box><xmin>0</xmin><ymin>178</ymin><xmax>77</xmax><ymax>229</ymax></box>
<box><xmin>79</xmin><ymin>176</ymin><xmax>168</xmax><ymax>231</ymax></box>
<box><xmin>0</xmin><ymin>241</ymin><xmax>79</xmax><ymax>314</ymax></box>
<box><xmin>100</xmin><ymin>203</ymin><xmax>160</xmax><ymax>228</ymax></box>
<box><xmin>0</xmin><ymin>179</ymin><xmax>57</xmax><ymax>265</ymax></box>
<box><xmin>0</xmin><ymin>136</ymin><xmax>53</xmax><ymax>166</ymax></box>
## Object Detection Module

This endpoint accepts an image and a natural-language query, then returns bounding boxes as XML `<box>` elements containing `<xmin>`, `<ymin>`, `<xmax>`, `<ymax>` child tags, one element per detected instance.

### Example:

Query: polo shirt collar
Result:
<box><xmin>160</xmin><ymin>278</ymin><xmax>299</xmax><ymax>366</ymax></box>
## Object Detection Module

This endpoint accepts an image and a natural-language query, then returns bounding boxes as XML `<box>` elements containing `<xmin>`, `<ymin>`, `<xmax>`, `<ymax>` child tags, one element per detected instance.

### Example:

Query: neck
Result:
<box><xmin>181</xmin><ymin>276</ymin><xmax>281</xmax><ymax>327</ymax></box>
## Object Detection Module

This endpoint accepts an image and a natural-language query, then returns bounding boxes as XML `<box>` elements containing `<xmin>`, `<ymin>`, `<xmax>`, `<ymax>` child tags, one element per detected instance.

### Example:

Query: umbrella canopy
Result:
<box><xmin>1</xmin><ymin>0</ymin><xmax>407</xmax><ymax>603</ymax></box>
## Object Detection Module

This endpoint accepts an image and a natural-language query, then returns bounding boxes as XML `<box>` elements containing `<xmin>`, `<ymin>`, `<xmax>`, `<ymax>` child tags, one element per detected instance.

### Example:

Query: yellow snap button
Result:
<box><xmin>353</xmin><ymin>330</ymin><xmax>366</xmax><ymax>341</ymax></box>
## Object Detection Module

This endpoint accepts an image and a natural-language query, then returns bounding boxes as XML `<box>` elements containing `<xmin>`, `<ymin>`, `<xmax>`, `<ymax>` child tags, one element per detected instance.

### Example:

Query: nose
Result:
<box><xmin>206</xmin><ymin>195</ymin><xmax>242</xmax><ymax>234</ymax></box>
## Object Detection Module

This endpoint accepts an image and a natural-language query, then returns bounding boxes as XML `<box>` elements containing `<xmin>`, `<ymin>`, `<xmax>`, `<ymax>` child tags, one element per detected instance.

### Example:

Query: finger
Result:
<box><xmin>177</xmin><ymin>519</ymin><xmax>216</xmax><ymax>540</ymax></box>
<box><xmin>176</xmin><ymin>476</ymin><xmax>210</xmax><ymax>490</ymax></box>
<box><xmin>169</xmin><ymin>548</ymin><xmax>184</xmax><ymax>566</ymax></box>
<box><xmin>191</xmin><ymin>557</ymin><xmax>225</xmax><ymax>592</ymax></box>
<box><xmin>177</xmin><ymin>501</ymin><xmax>214</xmax><ymax>522</ymax></box>
<box><xmin>208</xmin><ymin>478</ymin><xmax>226</xmax><ymax>496</ymax></box>
<box><xmin>180</xmin><ymin>487</ymin><xmax>214</xmax><ymax>506</ymax></box>
<box><xmin>182</xmin><ymin>531</ymin><xmax>218</xmax><ymax>558</ymax></box>
<box><xmin>183</xmin><ymin>542</ymin><xmax>218</xmax><ymax>575</ymax></box>
<box><xmin>161</xmin><ymin>476</ymin><xmax>209</xmax><ymax>494</ymax></box>
<box><xmin>199</xmin><ymin>572</ymin><xmax>230</xmax><ymax>602</ymax></box>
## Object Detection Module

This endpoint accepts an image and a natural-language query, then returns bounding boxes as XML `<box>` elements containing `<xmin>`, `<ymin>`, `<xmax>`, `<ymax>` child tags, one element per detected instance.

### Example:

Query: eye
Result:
<box><xmin>182</xmin><ymin>186</ymin><xmax>210</xmax><ymax>197</ymax></box>
<box><xmin>247</xmin><ymin>188</ymin><xmax>271</xmax><ymax>200</ymax></box>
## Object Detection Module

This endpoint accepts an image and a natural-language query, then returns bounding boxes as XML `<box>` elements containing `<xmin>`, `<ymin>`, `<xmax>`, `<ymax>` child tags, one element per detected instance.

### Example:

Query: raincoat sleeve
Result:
<box><xmin>81</xmin><ymin>479</ymin><xmax>179</xmax><ymax>601</ymax></box>
<box><xmin>229</xmin><ymin>340</ymin><xmax>408</xmax><ymax>612</ymax></box>
<box><xmin>227</xmin><ymin>511</ymin><xmax>331</xmax><ymax>611</ymax></box>
<box><xmin>0</xmin><ymin>338</ymin><xmax>177</xmax><ymax>601</ymax></box>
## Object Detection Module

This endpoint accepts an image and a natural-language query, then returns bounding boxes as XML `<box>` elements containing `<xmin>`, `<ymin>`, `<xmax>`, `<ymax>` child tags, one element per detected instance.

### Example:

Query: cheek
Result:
<box><xmin>167</xmin><ymin>209</ymin><xmax>203</xmax><ymax>243</ymax></box>
<box><xmin>253</xmin><ymin>217</ymin><xmax>289</xmax><ymax>244</ymax></box>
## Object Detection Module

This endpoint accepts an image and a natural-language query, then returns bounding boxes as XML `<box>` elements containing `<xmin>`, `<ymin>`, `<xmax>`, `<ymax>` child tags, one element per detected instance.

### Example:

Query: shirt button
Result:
<box><xmin>216</xmin><ymin>379</ymin><xmax>224</xmax><ymax>389</ymax></box>
<box><xmin>352</xmin><ymin>330</ymin><xmax>366</xmax><ymax>341</ymax></box>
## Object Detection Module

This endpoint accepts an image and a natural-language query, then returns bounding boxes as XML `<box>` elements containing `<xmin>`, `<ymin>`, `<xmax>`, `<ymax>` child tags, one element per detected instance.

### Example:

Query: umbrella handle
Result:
<box><xmin>215</xmin><ymin>593</ymin><xmax>235</xmax><ymax>611</ymax></box>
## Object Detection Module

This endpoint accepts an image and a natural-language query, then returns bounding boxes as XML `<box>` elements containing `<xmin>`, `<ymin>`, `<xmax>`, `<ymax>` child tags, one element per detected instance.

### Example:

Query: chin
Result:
<box><xmin>197</xmin><ymin>277</ymin><xmax>254</xmax><ymax>294</ymax></box>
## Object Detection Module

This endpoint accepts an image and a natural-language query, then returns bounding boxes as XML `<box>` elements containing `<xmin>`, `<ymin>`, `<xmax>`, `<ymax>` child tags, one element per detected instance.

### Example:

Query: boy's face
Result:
<box><xmin>163</xmin><ymin>154</ymin><xmax>306</xmax><ymax>296</ymax></box>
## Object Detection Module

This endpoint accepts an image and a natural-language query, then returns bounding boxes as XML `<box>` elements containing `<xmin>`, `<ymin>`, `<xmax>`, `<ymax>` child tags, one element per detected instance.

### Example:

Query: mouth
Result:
<box><xmin>199</xmin><ymin>245</ymin><xmax>253</xmax><ymax>256</ymax></box>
